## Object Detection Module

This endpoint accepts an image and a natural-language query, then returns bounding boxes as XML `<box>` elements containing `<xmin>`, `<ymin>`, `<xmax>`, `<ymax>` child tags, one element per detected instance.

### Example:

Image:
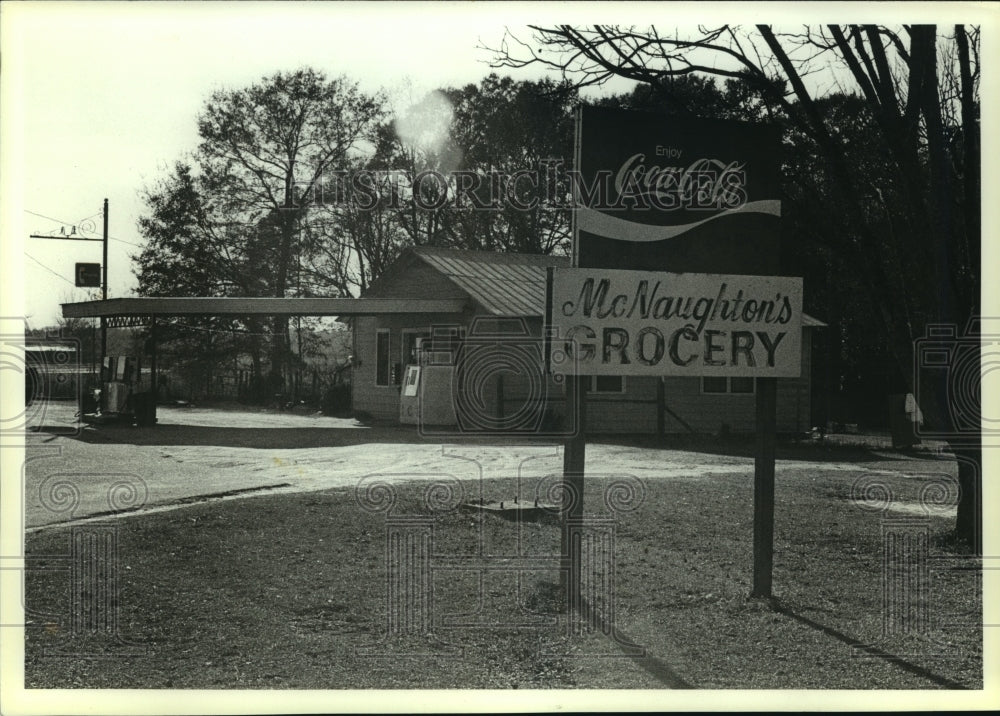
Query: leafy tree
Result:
<box><xmin>444</xmin><ymin>75</ymin><xmax>577</xmax><ymax>254</ymax></box>
<box><xmin>195</xmin><ymin>68</ymin><xmax>384</xmax><ymax>388</ymax></box>
<box><xmin>595</xmin><ymin>72</ymin><xmax>777</xmax><ymax>121</ymax></box>
<box><xmin>134</xmin><ymin>162</ymin><xmax>268</xmax><ymax>396</ymax></box>
<box><xmin>364</xmin><ymin>75</ymin><xmax>578</xmax><ymax>256</ymax></box>
<box><xmin>136</xmin><ymin>70</ymin><xmax>385</xmax><ymax>394</ymax></box>
<box><xmin>137</xmin><ymin>163</ymin><xmax>234</xmax><ymax>296</ymax></box>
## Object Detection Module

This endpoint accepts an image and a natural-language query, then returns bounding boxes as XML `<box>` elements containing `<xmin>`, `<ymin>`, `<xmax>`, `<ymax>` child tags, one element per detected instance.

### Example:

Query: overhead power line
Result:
<box><xmin>109</xmin><ymin>235</ymin><xmax>144</xmax><ymax>248</ymax></box>
<box><xmin>25</xmin><ymin>208</ymin><xmax>90</xmax><ymax>224</ymax></box>
<box><xmin>24</xmin><ymin>208</ymin><xmax>144</xmax><ymax>247</ymax></box>
<box><xmin>25</xmin><ymin>253</ymin><xmax>84</xmax><ymax>288</ymax></box>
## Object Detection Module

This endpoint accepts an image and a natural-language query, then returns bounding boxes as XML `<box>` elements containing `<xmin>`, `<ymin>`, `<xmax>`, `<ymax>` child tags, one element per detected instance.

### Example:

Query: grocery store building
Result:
<box><xmin>348</xmin><ymin>246</ymin><xmax>824</xmax><ymax>434</ymax></box>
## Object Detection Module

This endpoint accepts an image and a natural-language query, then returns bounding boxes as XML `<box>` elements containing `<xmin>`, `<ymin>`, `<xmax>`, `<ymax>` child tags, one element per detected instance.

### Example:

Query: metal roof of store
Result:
<box><xmin>409</xmin><ymin>247</ymin><xmax>825</xmax><ymax>326</ymax></box>
<box><xmin>411</xmin><ymin>246</ymin><xmax>570</xmax><ymax>317</ymax></box>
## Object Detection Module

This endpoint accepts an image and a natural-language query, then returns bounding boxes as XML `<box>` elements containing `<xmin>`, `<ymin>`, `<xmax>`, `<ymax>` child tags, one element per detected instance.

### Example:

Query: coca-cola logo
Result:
<box><xmin>612</xmin><ymin>154</ymin><xmax>748</xmax><ymax>211</ymax></box>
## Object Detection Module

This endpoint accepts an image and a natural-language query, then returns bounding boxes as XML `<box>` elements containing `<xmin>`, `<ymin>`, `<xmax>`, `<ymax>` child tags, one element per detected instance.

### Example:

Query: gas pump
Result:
<box><xmin>398</xmin><ymin>334</ymin><xmax>459</xmax><ymax>427</ymax></box>
<box><xmin>85</xmin><ymin>354</ymin><xmax>155</xmax><ymax>426</ymax></box>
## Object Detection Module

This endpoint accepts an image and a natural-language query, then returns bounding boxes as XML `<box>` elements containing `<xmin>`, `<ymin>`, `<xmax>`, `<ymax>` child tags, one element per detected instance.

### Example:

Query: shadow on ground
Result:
<box><xmin>769</xmin><ymin>598</ymin><xmax>969</xmax><ymax>689</ymax></box>
<box><xmin>589</xmin><ymin>433</ymin><xmax>951</xmax><ymax>464</ymax></box>
<box><xmin>32</xmin><ymin>422</ymin><xmax>428</xmax><ymax>449</ymax></box>
<box><xmin>28</xmin><ymin>401</ymin><xmax>953</xmax><ymax>463</ymax></box>
<box><xmin>32</xmin><ymin>420</ymin><xmax>569</xmax><ymax>450</ymax></box>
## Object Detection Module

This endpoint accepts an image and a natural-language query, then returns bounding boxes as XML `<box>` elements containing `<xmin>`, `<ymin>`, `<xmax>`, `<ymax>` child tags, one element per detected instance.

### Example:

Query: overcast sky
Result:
<box><xmin>2</xmin><ymin>2</ymin><xmax>996</xmax><ymax>327</ymax></box>
<box><xmin>7</xmin><ymin>1</ymin><xmax>601</xmax><ymax>327</ymax></box>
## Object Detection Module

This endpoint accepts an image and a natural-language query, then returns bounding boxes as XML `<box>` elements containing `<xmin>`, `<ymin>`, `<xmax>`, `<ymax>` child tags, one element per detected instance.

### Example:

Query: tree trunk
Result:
<box><xmin>269</xmin><ymin>175</ymin><xmax>300</xmax><ymax>394</ymax></box>
<box><xmin>955</xmin><ymin>25</ymin><xmax>980</xmax><ymax>315</ymax></box>
<box><xmin>951</xmin><ymin>445</ymin><xmax>982</xmax><ymax>552</ymax></box>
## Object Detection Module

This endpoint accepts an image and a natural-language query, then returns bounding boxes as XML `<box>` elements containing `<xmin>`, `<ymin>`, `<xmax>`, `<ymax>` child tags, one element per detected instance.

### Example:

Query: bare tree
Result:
<box><xmin>489</xmin><ymin>24</ymin><xmax>982</xmax><ymax>549</ymax></box>
<box><xmin>300</xmin><ymin>161</ymin><xmax>411</xmax><ymax>296</ymax></box>
<box><xmin>196</xmin><ymin>69</ymin><xmax>385</xmax><ymax>391</ymax></box>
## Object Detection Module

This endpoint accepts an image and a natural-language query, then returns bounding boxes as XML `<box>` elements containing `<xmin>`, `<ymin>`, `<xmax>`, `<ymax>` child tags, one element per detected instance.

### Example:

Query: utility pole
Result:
<box><xmin>101</xmin><ymin>198</ymin><xmax>109</xmax><ymax>365</ymax></box>
<box><xmin>28</xmin><ymin>199</ymin><xmax>111</xmax><ymax>390</ymax></box>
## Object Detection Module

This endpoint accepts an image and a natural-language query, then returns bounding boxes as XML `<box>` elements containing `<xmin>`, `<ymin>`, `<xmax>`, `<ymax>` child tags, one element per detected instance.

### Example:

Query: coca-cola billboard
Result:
<box><xmin>573</xmin><ymin>106</ymin><xmax>782</xmax><ymax>275</ymax></box>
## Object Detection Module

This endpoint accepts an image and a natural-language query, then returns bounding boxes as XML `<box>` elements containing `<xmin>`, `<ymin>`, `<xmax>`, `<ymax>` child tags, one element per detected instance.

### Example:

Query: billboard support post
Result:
<box><xmin>560</xmin><ymin>375</ymin><xmax>587</xmax><ymax>612</ymax></box>
<box><xmin>752</xmin><ymin>377</ymin><xmax>777</xmax><ymax>598</ymax></box>
<box><xmin>149</xmin><ymin>316</ymin><xmax>158</xmax><ymax>426</ymax></box>
<box><xmin>562</xmin><ymin>105</ymin><xmax>587</xmax><ymax>616</ymax></box>
<box><xmin>101</xmin><ymin>198</ymin><xmax>108</xmax><ymax>366</ymax></box>
<box><xmin>560</xmin><ymin>105</ymin><xmax>790</xmax><ymax>607</ymax></box>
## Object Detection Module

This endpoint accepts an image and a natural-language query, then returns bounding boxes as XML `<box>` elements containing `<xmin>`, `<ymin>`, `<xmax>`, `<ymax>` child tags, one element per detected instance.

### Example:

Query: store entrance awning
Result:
<box><xmin>62</xmin><ymin>296</ymin><xmax>468</xmax><ymax>322</ymax></box>
<box><xmin>62</xmin><ymin>295</ymin><xmax>469</xmax><ymax>427</ymax></box>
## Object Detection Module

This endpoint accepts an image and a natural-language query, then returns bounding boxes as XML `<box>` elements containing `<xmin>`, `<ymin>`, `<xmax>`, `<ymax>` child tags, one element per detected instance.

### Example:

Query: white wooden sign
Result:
<box><xmin>549</xmin><ymin>267</ymin><xmax>802</xmax><ymax>377</ymax></box>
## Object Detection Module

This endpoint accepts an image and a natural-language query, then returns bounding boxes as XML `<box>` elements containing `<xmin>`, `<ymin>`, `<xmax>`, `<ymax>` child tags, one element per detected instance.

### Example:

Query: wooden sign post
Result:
<box><xmin>549</xmin><ymin>268</ymin><xmax>802</xmax><ymax>607</ymax></box>
<box><xmin>560</xmin><ymin>374</ymin><xmax>587</xmax><ymax>609</ymax></box>
<box><xmin>558</xmin><ymin>106</ymin><xmax>792</xmax><ymax>610</ymax></box>
<box><xmin>753</xmin><ymin>377</ymin><xmax>777</xmax><ymax>598</ymax></box>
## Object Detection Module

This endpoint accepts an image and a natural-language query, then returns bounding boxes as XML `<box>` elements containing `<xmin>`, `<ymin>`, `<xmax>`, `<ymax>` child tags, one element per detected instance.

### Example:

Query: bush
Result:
<box><xmin>321</xmin><ymin>383</ymin><xmax>352</xmax><ymax>417</ymax></box>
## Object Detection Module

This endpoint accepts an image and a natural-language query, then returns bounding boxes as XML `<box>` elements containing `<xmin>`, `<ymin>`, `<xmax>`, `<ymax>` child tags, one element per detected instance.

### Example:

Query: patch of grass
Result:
<box><xmin>25</xmin><ymin>466</ymin><xmax>981</xmax><ymax>689</ymax></box>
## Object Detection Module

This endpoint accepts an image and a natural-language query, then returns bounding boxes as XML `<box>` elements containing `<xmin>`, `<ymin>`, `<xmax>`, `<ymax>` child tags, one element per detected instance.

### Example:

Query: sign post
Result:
<box><xmin>560</xmin><ymin>374</ymin><xmax>587</xmax><ymax>611</ymax></box>
<box><xmin>752</xmin><ymin>377</ymin><xmax>777</xmax><ymax>597</ymax></box>
<box><xmin>559</xmin><ymin>106</ymin><xmax>791</xmax><ymax>608</ymax></box>
<box><xmin>549</xmin><ymin>267</ymin><xmax>802</xmax><ymax>604</ymax></box>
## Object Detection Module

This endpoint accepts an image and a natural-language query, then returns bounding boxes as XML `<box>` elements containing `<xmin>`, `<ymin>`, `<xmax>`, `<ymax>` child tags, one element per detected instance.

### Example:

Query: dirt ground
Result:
<box><xmin>18</xmin><ymin>400</ymin><xmax>982</xmax><ymax>695</ymax></box>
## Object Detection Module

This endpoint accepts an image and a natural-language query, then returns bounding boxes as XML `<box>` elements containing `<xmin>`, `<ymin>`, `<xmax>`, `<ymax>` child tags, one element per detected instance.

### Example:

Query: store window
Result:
<box><xmin>701</xmin><ymin>377</ymin><xmax>755</xmax><ymax>394</ymax></box>
<box><xmin>589</xmin><ymin>375</ymin><xmax>626</xmax><ymax>394</ymax></box>
<box><xmin>401</xmin><ymin>330</ymin><xmax>431</xmax><ymax>366</ymax></box>
<box><xmin>376</xmin><ymin>330</ymin><xmax>390</xmax><ymax>386</ymax></box>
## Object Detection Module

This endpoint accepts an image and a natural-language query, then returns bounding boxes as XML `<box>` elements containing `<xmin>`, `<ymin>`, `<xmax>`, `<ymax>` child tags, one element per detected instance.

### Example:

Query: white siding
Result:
<box><xmin>584</xmin><ymin>332</ymin><xmax>813</xmax><ymax>434</ymax></box>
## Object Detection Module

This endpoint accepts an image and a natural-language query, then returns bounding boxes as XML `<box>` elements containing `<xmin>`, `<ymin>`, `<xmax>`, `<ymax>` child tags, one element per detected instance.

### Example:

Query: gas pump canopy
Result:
<box><xmin>62</xmin><ymin>297</ymin><xmax>469</xmax><ymax>326</ymax></box>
